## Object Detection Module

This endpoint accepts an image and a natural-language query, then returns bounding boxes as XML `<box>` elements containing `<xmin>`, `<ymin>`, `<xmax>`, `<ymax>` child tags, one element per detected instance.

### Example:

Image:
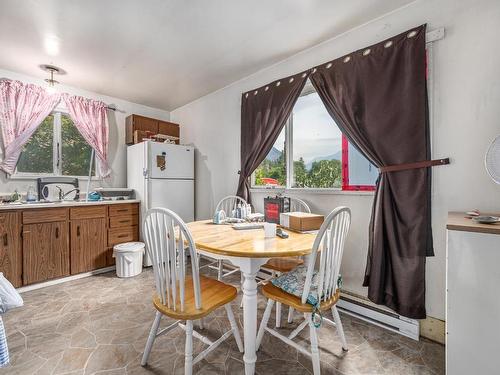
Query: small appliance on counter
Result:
<box><xmin>264</xmin><ymin>195</ymin><xmax>290</xmax><ymax>223</ymax></box>
<box><xmin>37</xmin><ymin>177</ymin><xmax>80</xmax><ymax>201</ymax></box>
<box><xmin>93</xmin><ymin>188</ymin><xmax>135</xmax><ymax>201</ymax></box>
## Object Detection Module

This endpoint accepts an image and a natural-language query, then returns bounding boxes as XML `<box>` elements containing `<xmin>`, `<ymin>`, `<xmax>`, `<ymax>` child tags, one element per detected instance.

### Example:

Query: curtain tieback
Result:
<box><xmin>379</xmin><ymin>158</ymin><xmax>450</xmax><ymax>173</ymax></box>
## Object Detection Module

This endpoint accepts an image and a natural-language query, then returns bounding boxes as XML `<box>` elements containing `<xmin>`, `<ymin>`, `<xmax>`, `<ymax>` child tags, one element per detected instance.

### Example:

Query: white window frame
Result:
<box><xmin>251</xmin><ymin>84</ymin><xmax>370</xmax><ymax>193</ymax></box>
<box><xmin>11</xmin><ymin>106</ymin><xmax>99</xmax><ymax>180</ymax></box>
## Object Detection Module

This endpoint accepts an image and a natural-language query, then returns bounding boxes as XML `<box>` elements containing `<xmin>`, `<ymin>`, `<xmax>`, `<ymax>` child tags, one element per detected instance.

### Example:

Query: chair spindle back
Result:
<box><xmin>290</xmin><ymin>197</ymin><xmax>311</xmax><ymax>213</ymax></box>
<box><xmin>215</xmin><ymin>195</ymin><xmax>248</xmax><ymax>218</ymax></box>
<box><xmin>143</xmin><ymin>208</ymin><xmax>201</xmax><ymax>312</ymax></box>
<box><xmin>302</xmin><ymin>207</ymin><xmax>351</xmax><ymax>305</ymax></box>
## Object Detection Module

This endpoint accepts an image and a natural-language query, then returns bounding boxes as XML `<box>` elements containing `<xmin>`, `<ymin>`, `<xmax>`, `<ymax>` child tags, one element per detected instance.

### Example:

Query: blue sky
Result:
<box><xmin>273</xmin><ymin>90</ymin><xmax>342</xmax><ymax>164</ymax></box>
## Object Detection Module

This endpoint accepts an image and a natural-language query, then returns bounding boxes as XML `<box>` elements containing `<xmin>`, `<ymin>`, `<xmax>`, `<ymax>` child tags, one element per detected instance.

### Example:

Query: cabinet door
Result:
<box><xmin>134</xmin><ymin>115</ymin><xmax>158</xmax><ymax>133</ymax></box>
<box><xmin>0</xmin><ymin>212</ymin><xmax>22</xmax><ymax>287</ymax></box>
<box><xmin>71</xmin><ymin>218</ymin><xmax>107</xmax><ymax>274</ymax></box>
<box><xmin>158</xmin><ymin>120</ymin><xmax>180</xmax><ymax>144</ymax></box>
<box><xmin>23</xmin><ymin>221</ymin><xmax>69</xmax><ymax>285</ymax></box>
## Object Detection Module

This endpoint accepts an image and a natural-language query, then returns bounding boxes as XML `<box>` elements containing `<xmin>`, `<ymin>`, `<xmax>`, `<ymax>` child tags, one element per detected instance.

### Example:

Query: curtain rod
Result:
<box><xmin>425</xmin><ymin>27</ymin><xmax>444</xmax><ymax>44</ymax></box>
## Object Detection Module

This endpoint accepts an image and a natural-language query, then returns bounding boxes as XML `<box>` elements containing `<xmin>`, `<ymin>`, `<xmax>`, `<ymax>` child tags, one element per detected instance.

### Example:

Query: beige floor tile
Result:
<box><xmin>0</xmin><ymin>268</ymin><xmax>444</xmax><ymax>375</ymax></box>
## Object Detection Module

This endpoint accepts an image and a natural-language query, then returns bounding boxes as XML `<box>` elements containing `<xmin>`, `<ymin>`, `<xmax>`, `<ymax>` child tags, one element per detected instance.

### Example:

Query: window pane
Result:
<box><xmin>347</xmin><ymin>142</ymin><xmax>378</xmax><ymax>186</ymax></box>
<box><xmin>292</xmin><ymin>92</ymin><xmax>342</xmax><ymax>188</ymax></box>
<box><xmin>253</xmin><ymin>127</ymin><xmax>286</xmax><ymax>186</ymax></box>
<box><xmin>61</xmin><ymin>114</ymin><xmax>95</xmax><ymax>176</ymax></box>
<box><xmin>17</xmin><ymin>115</ymin><xmax>54</xmax><ymax>174</ymax></box>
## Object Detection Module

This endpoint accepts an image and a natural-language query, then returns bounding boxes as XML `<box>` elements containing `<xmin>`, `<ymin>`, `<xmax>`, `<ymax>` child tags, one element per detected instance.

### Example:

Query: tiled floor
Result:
<box><xmin>1</xmin><ymin>267</ymin><xmax>444</xmax><ymax>374</ymax></box>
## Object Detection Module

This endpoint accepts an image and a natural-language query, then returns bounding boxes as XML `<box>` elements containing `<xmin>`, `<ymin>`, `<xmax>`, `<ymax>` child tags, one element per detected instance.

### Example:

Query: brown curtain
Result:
<box><xmin>237</xmin><ymin>72</ymin><xmax>309</xmax><ymax>203</ymax></box>
<box><xmin>310</xmin><ymin>25</ymin><xmax>431</xmax><ymax>318</ymax></box>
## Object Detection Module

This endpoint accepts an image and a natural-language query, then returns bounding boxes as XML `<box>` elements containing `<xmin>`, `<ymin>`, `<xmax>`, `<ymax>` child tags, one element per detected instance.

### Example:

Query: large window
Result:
<box><xmin>16</xmin><ymin>112</ymin><xmax>95</xmax><ymax>177</ymax></box>
<box><xmin>253</xmin><ymin>85</ymin><xmax>378</xmax><ymax>191</ymax></box>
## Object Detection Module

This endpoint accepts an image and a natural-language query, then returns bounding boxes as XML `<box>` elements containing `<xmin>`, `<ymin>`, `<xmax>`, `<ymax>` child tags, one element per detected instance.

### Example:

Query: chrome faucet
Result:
<box><xmin>55</xmin><ymin>186</ymin><xmax>80</xmax><ymax>201</ymax></box>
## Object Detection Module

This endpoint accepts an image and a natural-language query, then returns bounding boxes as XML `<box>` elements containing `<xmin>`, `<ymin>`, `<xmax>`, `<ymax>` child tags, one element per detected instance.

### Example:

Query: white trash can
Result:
<box><xmin>113</xmin><ymin>242</ymin><xmax>145</xmax><ymax>278</ymax></box>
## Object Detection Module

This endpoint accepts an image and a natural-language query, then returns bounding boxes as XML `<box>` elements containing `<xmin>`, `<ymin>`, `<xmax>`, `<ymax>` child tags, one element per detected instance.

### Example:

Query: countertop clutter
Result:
<box><xmin>447</xmin><ymin>211</ymin><xmax>500</xmax><ymax>235</ymax></box>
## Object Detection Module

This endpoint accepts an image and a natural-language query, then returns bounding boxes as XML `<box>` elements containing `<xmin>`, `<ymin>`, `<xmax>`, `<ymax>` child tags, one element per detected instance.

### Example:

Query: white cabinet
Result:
<box><xmin>446</xmin><ymin>214</ymin><xmax>500</xmax><ymax>375</ymax></box>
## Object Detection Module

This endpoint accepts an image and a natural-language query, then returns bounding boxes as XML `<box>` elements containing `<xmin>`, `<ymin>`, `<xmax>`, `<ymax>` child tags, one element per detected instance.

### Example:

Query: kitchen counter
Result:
<box><xmin>447</xmin><ymin>211</ymin><xmax>500</xmax><ymax>235</ymax></box>
<box><xmin>0</xmin><ymin>200</ymin><xmax>141</xmax><ymax>288</ymax></box>
<box><xmin>0</xmin><ymin>199</ymin><xmax>141</xmax><ymax>211</ymax></box>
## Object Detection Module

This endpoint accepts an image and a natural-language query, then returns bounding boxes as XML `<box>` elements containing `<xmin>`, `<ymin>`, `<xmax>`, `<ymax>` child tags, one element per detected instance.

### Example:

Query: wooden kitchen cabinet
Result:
<box><xmin>70</xmin><ymin>218</ymin><xmax>107</xmax><ymax>274</ymax></box>
<box><xmin>0</xmin><ymin>212</ymin><xmax>22</xmax><ymax>287</ymax></box>
<box><xmin>23</xmin><ymin>221</ymin><xmax>69</xmax><ymax>285</ymax></box>
<box><xmin>1</xmin><ymin>201</ymin><xmax>139</xmax><ymax>287</ymax></box>
<box><xmin>125</xmin><ymin>114</ymin><xmax>180</xmax><ymax>145</ymax></box>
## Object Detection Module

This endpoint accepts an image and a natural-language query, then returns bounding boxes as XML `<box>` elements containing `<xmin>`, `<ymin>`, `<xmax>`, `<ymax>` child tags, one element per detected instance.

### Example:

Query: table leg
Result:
<box><xmin>232</xmin><ymin>257</ymin><xmax>268</xmax><ymax>375</ymax></box>
<box><xmin>241</xmin><ymin>269</ymin><xmax>258</xmax><ymax>375</ymax></box>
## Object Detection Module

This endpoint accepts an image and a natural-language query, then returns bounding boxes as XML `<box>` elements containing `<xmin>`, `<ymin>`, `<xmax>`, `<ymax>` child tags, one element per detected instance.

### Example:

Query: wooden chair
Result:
<box><xmin>141</xmin><ymin>208</ymin><xmax>243</xmax><ymax>375</ymax></box>
<box><xmin>261</xmin><ymin>197</ymin><xmax>311</xmax><ymax>327</ymax></box>
<box><xmin>205</xmin><ymin>195</ymin><xmax>248</xmax><ymax>280</ymax></box>
<box><xmin>256</xmin><ymin>207</ymin><xmax>351</xmax><ymax>375</ymax></box>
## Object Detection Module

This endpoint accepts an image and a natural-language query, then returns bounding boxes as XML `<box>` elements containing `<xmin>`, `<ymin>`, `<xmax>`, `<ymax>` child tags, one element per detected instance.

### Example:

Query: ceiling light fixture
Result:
<box><xmin>40</xmin><ymin>64</ymin><xmax>62</xmax><ymax>93</ymax></box>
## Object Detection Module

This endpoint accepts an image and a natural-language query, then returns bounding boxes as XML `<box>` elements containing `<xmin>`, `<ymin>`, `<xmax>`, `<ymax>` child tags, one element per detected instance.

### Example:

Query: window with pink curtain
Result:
<box><xmin>0</xmin><ymin>79</ymin><xmax>61</xmax><ymax>174</ymax></box>
<box><xmin>63</xmin><ymin>94</ymin><xmax>111</xmax><ymax>177</ymax></box>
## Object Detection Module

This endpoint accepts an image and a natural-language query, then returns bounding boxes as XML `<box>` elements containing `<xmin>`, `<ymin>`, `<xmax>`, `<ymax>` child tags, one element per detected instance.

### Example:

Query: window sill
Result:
<box><xmin>249</xmin><ymin>187</ymin><xmax>375</xmax><ymax>196</ymax></box>
<box><xmin>9</xmin><ymin>174</ymin><xmax>99</xmax><ymax>181</ymax></box>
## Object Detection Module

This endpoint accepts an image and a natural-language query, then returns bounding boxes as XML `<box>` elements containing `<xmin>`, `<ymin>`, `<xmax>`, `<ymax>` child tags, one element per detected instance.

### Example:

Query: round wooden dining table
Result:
<box><xmin>187</xmin><ymin>220</ymin><xmax>317</xmax><ymax>375</ymax></box>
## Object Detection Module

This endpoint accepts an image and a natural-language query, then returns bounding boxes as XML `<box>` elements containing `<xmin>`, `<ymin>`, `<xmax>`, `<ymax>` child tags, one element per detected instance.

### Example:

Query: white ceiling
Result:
<box><xmin>0</xmin><ymin>0</ymin><xmax>414</xmax><ymax>111</ymax></box>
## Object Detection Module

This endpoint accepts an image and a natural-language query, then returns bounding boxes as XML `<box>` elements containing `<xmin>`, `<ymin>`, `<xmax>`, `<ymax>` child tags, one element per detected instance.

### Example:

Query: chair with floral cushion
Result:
<box><xmin>256</xmin><ymin>207</ymin><xmax>351</xmax><ymax>375</ymax></box>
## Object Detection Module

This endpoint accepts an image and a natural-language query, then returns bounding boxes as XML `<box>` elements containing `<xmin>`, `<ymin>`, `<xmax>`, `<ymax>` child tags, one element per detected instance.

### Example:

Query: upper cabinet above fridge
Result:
<box><xmin>125</xmin><ymin>114</ymin><xmax>180</xmax><ymax>145</ymax></box>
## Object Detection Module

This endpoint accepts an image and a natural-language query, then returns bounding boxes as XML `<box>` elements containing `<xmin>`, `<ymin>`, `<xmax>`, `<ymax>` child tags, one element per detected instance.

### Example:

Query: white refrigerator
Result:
<box><xmin>127</xmin><ymin>141</ymin><xmax>194</xmax><ymax>265</ymax></box>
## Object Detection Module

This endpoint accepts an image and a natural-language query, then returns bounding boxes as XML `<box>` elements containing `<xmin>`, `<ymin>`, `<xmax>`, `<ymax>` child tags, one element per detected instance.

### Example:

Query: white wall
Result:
<box><xmin>172</xmin><ymin>0</ymin><xmax>500</xmax><ymax>320</ymax></box>
<box><xmin>0</xmin><ymin>68</ymin><xmax>170</xmax><ymax>194</ymax></box>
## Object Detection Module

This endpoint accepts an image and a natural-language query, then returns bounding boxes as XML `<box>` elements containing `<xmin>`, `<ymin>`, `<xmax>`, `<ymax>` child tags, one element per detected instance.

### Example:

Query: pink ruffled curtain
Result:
<box><xmin>0</xmin><ymin>80</ymin><xmax>61</xmax><ymax>174</ymax></box>
<box><xmin>63</xmin><ymin>94</ymin><xmax>111</xmax><ymax>177</ymax></box>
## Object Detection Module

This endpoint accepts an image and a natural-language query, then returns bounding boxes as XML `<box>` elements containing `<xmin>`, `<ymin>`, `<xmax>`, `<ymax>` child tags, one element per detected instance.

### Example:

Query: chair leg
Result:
<box><xmin>287</xmin><ymin>307</ymin><xmax>295</xmax><ymax>323</ymax></box>
<box><xmin>141</xmin><ymin>311</ymin><xmax>162</xmax><ymax>366</ymax></box>
<box><xmin>225</xmin><ymin>304</ymin><xmax>244</xmax><ymax>352</ymax></box>
<box><xmin>184</xmin><ymin>320</ymin><xmax>194</xmax><ymax>375</ymax></box>
<box><xmin>217</xmin><ymin>260</ymin><xmax>224</xmax><ymax>280</ymax></box>
<box><xmin>275</xmin><ymin>302</ymin><xmax>282</xmax><ymax>328</ymax></box>
<box><xmin>256</xmin><ymin>299</ymin><xmax>274</xmax><ymax>350</ymax></box>
<box><xmin>198</xmin><ymin>318</ymin><xmax>204</xmax><ymax>330</ymax></box>
<box><xmin>308</xmin><ymin>313</ymin><xmax>321</xmax><ymax>375</ymax></box>
<box><xmin>332</xmin><ymin>306</ymin><xmax>348</xmax><ymax>351</ymax></box>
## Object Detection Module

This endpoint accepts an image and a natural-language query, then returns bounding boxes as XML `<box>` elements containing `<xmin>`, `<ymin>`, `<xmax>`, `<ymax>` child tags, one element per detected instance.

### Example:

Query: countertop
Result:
<box><xmin>0</xmin><ymin>199</ymin><xmax>140</xmax><ymax>211</ymax></box>
<box><xmin>447</xmin><ymin>212</ymin><xmax>500</xmax><ymax>235</ymax></box>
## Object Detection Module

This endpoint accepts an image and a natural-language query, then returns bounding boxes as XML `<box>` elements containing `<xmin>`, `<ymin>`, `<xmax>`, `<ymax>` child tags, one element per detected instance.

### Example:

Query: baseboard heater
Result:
<box><xmin>208</xmin><ymin>260</ymin><xmax>420</xmax><ymax>341</ymax></box>
<box><xmin>337</xmin><ymin>294</ymin><xmax>420</xmax><ymax>341</ymax></box>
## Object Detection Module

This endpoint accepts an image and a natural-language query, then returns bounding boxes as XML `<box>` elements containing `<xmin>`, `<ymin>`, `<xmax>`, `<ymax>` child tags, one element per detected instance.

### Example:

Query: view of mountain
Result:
<box><xmin>266</xmin><ymin>146</ymin><xmax>282</xmax><ymax>162</ymax></box>
<box><xmin>266</xmin><ymin>147</ymin><xmax>343</xmax><ymax>171</ymax></box>
<box><xmin>305</xmin><ymin>151</ymin><xmax>342</xmax><ymax>170</ymax></box>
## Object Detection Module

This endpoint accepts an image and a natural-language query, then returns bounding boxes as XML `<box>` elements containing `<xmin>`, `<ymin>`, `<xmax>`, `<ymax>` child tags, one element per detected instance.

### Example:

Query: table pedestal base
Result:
<box><xmin>231</xmin><ymin>257</ymin><xmax>268</xmax><ymax>375</ymax></box>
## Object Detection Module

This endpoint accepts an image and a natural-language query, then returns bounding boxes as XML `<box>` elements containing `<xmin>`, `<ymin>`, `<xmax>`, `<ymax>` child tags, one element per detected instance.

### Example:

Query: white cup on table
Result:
<box><xmin>264</xmin><ymin>222</ymin><xmax>277</xmax><ymax>238</ymax></box>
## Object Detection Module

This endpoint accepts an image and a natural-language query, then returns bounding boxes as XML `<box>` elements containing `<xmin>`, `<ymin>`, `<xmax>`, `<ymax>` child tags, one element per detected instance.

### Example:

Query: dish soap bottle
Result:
<box><xmin>26</xmin><ymin>185</ymin><xmax>37</xmax><ymax>202</ymax></box>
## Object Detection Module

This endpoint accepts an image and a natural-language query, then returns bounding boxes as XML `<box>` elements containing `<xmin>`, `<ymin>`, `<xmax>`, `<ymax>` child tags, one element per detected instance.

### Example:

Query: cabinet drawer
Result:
<box><xmin>109</xmin><ymin>204</ymin><xmax>139</xmax><ymax>217</ymax></box>
<box><xmin>108</xmin><ymin>226</ymin><xmax>138</xmax><ymax>246</ymax></box>
<box><xmin>109</xmin><ymin>215</ymin><xmax>138</xmax><ymax>228</ymax></box>
<box><xmin>23</xmin><ymin>208</ymin><xmax>68</xmax><ymax>224</ymax></box>
<box><xmin>70</xmin><ymin>206</ymin><xmax>107</xmax><ymax>220</ymax></box>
